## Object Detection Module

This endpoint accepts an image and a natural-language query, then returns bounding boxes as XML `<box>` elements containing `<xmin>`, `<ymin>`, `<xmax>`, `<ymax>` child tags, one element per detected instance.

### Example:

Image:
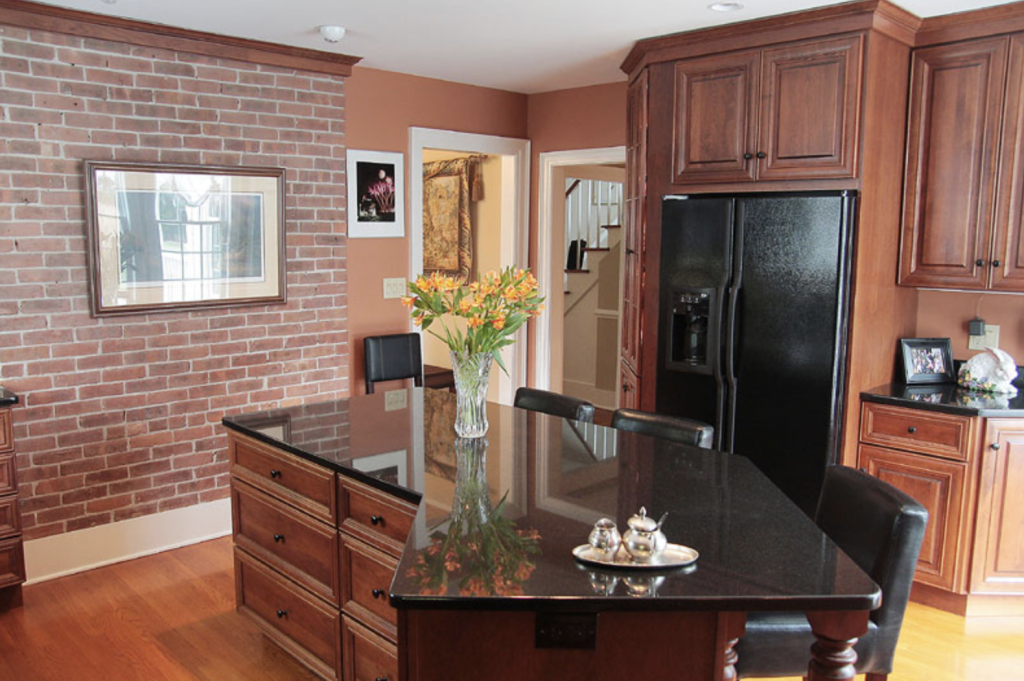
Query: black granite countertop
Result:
<box><xmin>0</xmin><ymin>387</ymin><xmax>19</xmax><ymax>407</ymax></box>
<box><xmin>862</xmin><ymin>383</ymin><xmax>1024</xmax><ymax>416</ymax></box>
<box><xmin>223</xmin><ymin>389</ymin><xmax>879</xmax><ymax>613</ymax></box>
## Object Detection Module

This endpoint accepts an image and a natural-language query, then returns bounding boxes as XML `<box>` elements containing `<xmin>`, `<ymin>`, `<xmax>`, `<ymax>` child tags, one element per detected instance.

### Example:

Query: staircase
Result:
<box><xmin>562</xmin><ymin>177</ymin><xmax>624</xmax><ymax>413</ymax></box>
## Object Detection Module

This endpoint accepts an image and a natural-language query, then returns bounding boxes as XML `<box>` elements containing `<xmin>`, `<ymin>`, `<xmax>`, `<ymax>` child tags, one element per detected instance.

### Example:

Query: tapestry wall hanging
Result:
<box><xmin>422</xmin><ymin>157</ymin><xmax>483</xmax><ymax>280</ymax></box>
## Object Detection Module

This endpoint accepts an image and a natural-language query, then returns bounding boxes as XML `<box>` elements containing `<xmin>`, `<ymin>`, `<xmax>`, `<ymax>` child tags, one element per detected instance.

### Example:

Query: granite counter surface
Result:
<box><xmin>862</xmin><ymin>383</ymin><xmax>1024</xmax><ymax>417</ymax></box>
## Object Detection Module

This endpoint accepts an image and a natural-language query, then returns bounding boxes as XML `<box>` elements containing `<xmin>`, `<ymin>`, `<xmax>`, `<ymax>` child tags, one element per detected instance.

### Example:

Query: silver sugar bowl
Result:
<box><xmin>622</xmin><ymin>507</ymin><xmax>668</xmax><ymax>564</ymax></box>
<box><xmin>587</xmin><ymin>517</ymin><xmax>622</xmax><ymax>561</ymax></box>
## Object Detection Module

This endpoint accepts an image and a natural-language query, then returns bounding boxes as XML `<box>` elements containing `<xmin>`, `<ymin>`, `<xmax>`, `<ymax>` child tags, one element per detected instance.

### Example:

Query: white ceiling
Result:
<box><xmin>33</xmin><ymin>0</ymin><xmax>1020</xmax><ymax>93</ymax></box>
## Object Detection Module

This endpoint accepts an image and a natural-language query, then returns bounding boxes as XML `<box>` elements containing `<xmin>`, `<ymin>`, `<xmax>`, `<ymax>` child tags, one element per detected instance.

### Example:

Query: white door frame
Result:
<box><xmin>534</xmin><ymin>147</ymin><xmax>626</xmax><ymax>392</ymax></box>
<box><xmin>408</xmin><ymin>127</ymin><xmax>531</xmax><ymax>405</ymax></box>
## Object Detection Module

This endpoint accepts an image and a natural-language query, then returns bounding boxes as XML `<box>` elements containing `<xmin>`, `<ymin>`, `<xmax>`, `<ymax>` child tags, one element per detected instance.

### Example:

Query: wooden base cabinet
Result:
<box><xmin>229</xmin><ymin>432</ymin><xmax>415</xmax><ymax>681</ymax></box>
<box><xmin>0</xmin><ymin>403</ymin><xmax>24</xmax><ymax>609</ymax></box>
<box><xmin>858</xmin><ymin>403</ymin><xmax>1024</xmax><ymax>614</ymax></box>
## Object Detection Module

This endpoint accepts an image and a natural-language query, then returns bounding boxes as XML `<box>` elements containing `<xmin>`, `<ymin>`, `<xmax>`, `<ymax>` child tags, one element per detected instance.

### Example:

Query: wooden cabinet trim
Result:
<box><xmin>758</xmin><ymin>34</ymin><xmax>863</xmax><ymax>180</ymax></box>
<box><xmin>0</xmin><ymin>536</ymin><xmax>25</xmax><ymax>589</ymax></box>
<box><xmin>339</xmin><ymin>475</ymin><xmax>417</xmax><ymax>558</ymax></box>
<box><xmin>971</xmin><ymin>419</ymin><xmax>1024</xmax><ymax>594</ymax></box>
<box><xmin>229</xmin><ymin>432</ymin><xmax>337</xmax><ymax>525</ymax></box>
<box><xmin>899</xmin><ymin>36</ymin><xmax>1009</xmax><ymax>289</ymax></box>
<box><xmin>860</xmin><ymin>403</ymin><xmax>975</xmax><ymax>460</ymax></box>
<box><xmin>0</xmin><ymin>497</ymin><xmax>21</xmax><ymax>540</ymax></box>
<box><xmin>859</xmin><ymin>444</ymin><xmax>969</xmax><ymax>591</ymax></box>
<box><xmin>0</xmin><ymin>457</ymin><xmax>16</xmax><ymax>497</ymax></box>
<box><xmin>231</xmin><ymin>478</ymin><xmax>341</xmax><ymax>606</ymax></box>
<box><xmin>0</xmin><ymin>411</ymin><xmax>12</xmax><ymax>454</ymax></box>
<box><xmin>342</xmin><ymin>614</ymin><xmax>399</xmax><ymax>681</ymax></box>
<box><xmin>340</xmin><ymin>531</ymin><xmax>400</xmax><ymax>641</ymax></box>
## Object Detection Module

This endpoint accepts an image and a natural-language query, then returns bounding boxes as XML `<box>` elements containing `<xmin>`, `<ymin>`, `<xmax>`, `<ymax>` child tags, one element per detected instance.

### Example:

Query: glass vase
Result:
<box><xmin>450</xmin><ymin>349</ymin><xmax>492</xmax><ymax>438</ymax></box>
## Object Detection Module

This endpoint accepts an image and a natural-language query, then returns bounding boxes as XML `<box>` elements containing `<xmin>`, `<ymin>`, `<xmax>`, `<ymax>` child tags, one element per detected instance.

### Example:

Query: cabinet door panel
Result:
<box><xmin>672</xmin><ymin>51</ymin><xmax>759</xmax><ymax>183</ymax></box>
<box><xmin>992</xmin><ymin>35</ymin><xmax>1024</xmax><ymax>291</ymax></box>
<box><xmin>900</xmin><ymin>37</ymin><xmax>1007</xmax><ymax>288</ymax></box>
<box><xmin>972</xmin><ymin>420</ymin><xmax>1024</xmax><ymax>593</ymax></box>
<box><xmin>759</xmin><ymin>35</ymin><xmax>861</xmax><ymax>180</ymax></box>
<box><xmin>622</xmin><ymin>71</ymin><xmax>647</xmax><ymax>374</ymax></box>
<box><xmin>859</xmin><ymin>445</ymin><xmax>967</xmax><ymax>592</ymax></box>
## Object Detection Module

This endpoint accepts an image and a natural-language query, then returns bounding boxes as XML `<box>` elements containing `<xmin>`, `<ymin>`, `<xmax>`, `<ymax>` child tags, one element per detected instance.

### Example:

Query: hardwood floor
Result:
<box><xmin>0</xmin><ymin>536</ymin><xmax>1021</xmax><ymax>680</ymax></box>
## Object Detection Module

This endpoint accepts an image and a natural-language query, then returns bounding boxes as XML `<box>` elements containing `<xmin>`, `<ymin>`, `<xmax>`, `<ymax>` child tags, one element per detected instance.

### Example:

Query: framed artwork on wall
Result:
<box><xmin>347</xmin><ymin>149</ymin><xmax>405</xmax><ymax>238</ymax></box>
<box><xmin>84</xmin><ymin>161</ymin><xmax>286</xmax><ymax>316</ymax></box>
<box><xmin>899</xmin><ymin>337</ymin><xmax>956</xmax><ymax>384</ymax></box>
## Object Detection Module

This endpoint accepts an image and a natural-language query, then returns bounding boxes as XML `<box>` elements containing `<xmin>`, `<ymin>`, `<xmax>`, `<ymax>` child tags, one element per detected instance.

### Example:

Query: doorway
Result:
<box><xmin>534</xmin><ymin>147</ymin><xmax>626</xmax><ymax>407</ymax></box>
<box><xmin>408</xmin><ymin>128</ymin><xmax>530</xmax><ymax>406</ymax></box>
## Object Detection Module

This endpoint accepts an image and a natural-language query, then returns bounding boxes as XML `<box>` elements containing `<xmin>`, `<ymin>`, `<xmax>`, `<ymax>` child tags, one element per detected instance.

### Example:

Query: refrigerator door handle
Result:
<box><xmin>724</xmin><ymin>280</ymin><xmax>742</xmax><ymax>452</ymax></box>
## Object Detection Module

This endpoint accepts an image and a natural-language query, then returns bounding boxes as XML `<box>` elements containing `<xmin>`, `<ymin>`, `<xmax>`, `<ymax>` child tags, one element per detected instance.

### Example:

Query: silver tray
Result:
<box><xmin>572</xmin><ymin>543</ymin><xmax>699</xmax><ymax>570</ymax></box>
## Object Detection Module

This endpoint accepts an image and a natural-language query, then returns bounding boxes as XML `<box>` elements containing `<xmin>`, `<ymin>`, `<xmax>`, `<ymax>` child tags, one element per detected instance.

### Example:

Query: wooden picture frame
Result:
<box><xmin>899</xmin><ymin>338</ymin><xmax>955</xmax><ymax>384</ymax></box>
<box><xmin>347</xmin><ymin>150</ymin><xmax>404</xmax><ymax>238</ymax></box>
<box><xmin>84</xmin><ymin>161</ymin><xmax>286</xmax><ymax>316</ymax></box>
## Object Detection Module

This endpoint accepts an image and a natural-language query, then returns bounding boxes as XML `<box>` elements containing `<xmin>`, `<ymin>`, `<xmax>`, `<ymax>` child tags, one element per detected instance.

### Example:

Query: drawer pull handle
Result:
<box><xmin>756</xmin><ymin>151</ymin><xmax>767</xmax><ymax>159</ymax></box>
<box><xmin>370</xmin><ymin>514</ymin><xmax>384</xmax><ymax>526</ymax></box>
<box><xmin>907</xmin><ymin>426</ymin><xmax>917</xmax><ymax>434</ymax></box>
<box><xmin>991</xmin><ymin>442</ymin><xmax>1001</xmax><ymax>450</ymax></box>
<box><xmin>270</xmin><ymin>469</ymin><xmax>281</xmax><ymax>479</ymax></box>
<box><xmin>376</xmin><ymin>677</ymin><xmax>388</xmax><ymax>681</ymax></box>
<box><xmin>276</xmin><ymin>609</ymin><xmax>287</xmax><ymax>619</ymax></box>
<box><xmin>273</xmin><ymin>534</ymin><xmax>284</xmax><ymax>543</ymax></box>
<box><xmin>372</xmin><ymin>588</ymin><xmax>385</xmax><ymax>599</ymax></box>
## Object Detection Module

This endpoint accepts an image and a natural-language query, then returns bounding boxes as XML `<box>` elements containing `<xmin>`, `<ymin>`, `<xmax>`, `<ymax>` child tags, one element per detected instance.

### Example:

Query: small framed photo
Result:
<box><xmin>85</xmin><ymin>161</ymin><xmax>286</xmax><ymax>317</ymax></box>
<box><xmin>347</xmin><ymin>150</ymin><xmax>404</xmax><ymax>238</ymax></box>
<box><xmin>899</xmin><ymin>338</ymin><xmax>955</xmax><ymax>384</ymax></box>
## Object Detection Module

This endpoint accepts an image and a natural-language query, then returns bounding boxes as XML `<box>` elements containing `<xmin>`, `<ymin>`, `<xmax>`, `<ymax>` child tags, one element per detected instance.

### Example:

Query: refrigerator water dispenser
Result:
<box><xmin>669</xmin><ymin>288</ymin><xmax>714</xmax><ymax>370</ymax></box>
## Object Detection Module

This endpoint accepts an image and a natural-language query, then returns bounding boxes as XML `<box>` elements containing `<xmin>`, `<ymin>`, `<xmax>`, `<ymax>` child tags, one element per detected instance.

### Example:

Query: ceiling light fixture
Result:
<box><xmin>708</xmin><ymin>2</ymin><xmax>744</xmax><ymax>11</ymax></box>
<box><xmin>318</xmin><ymin>25</ymin><xmax>346</xmax><ymax>43</ymax></box>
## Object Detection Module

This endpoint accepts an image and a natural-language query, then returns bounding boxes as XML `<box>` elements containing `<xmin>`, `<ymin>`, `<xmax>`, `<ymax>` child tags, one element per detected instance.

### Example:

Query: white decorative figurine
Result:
<box><xmin>958</xmin><ymin>347</ymin><xmax>1019</xmax><ymax>395</ymax></box>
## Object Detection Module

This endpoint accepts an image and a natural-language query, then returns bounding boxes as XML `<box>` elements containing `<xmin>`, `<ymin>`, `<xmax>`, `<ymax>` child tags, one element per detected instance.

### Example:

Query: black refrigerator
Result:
<box><xmin>656</xmin><ymin>192</ymin><xmax>855</xmax><ymax>514</ymax></box>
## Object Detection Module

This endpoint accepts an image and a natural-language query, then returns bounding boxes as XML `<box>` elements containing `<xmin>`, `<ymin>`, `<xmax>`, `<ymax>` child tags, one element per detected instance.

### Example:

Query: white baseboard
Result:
<box><xmin>23</xmin><ymin>498</ymin><xmax>232</xmax><ymax>584</ymax></box>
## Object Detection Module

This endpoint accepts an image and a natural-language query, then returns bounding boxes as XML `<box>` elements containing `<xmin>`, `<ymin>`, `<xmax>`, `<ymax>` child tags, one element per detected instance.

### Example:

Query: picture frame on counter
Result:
<box><xmin>900</xmin><ymin>337</ymin><xmax>955</xmax><ymax>385</ymax></box>
<box><xmin>347</xmin><ymin>149</ymin><xmax>404</xmax><ymax>238</ymax></box>
<box><xmin>84</xmin><ymin>161</ymin><xmax>286</xmax><ymax>316</ymax></box>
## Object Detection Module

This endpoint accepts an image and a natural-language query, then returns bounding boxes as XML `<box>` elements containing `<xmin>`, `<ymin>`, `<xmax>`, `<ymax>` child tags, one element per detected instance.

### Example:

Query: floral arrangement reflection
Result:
<box><xmin>405</xmin><ymin>438</ymin><xmax>541</xmax><ymax>596</ymax></box>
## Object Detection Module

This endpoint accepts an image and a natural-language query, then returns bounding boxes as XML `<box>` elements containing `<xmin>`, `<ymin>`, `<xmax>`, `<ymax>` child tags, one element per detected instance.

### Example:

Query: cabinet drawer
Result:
<box><xmin>235</xmin><ymin>549</ymin><xmax>340</xmax><ymax>681</ymax></box>
<box><xmin>230</xmin><ymin>433</ymin><xmax>336</xmax><ymax>524</ymax></box>
<box><xmin>339</xmin><ymin>476</ymin><xmax>417</xmax><ymax>557</ymax></box>
<box><xmin>0</xmin><ymin>496</ymin><xmax>20</xmax><ymax>539</ymax></box>
<box><xmin>341</xmin><ymin>533</ymin><xmax>399</xmax><ymax>638</ymax></box>
<box><xmin>860</xmin><ymin>402</ymin><xmax>974</xmax><ymax>460</ymax></box>
<box><xmin>0</xmin><ymin>409</ymin><xmax>12</xmax><ymax>454</ymax></box>
<box><xmin>342</xmin><ymin>615</ymin><xmax>399</xmax><ymax>681</ymax></box>
<box><xmin>0</xmin><ymin>456</ymin><xmax>15</xmax><ymax>496</ymax></box>
<box><xmin>859</xmin><ymin>444</ymin><xmax>969</xmax><ymax>592</ymax></box>
<box><xmin>232</xmin><ymin>479</ymin><xmax>340</xmax><ymax>605</ymax></box>
<box><xmin>0</xmin><ymin>536</ymin><xmax>25</xmax><ymax>589</ymax></box>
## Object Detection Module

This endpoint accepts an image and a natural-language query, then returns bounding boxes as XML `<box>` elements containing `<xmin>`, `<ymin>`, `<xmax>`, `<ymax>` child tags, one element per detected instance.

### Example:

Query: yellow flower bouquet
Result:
<box><xmin>403</xmin><ymin>267</ymin><xmax>544</xmax><ymax>437</ymax></box>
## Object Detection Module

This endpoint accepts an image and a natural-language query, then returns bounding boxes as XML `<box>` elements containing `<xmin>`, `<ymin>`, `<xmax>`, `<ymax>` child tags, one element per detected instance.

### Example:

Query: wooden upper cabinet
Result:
<box><xmin>673</xmin><ymin>50</ymin><xmax>759</xmax><ymax>183</ymax></box>
<box><xmin>900</xmin><ymin>37</ymin><xmax>1008</xmax><ymax>289</ymax></box>
<box><xmin>992</xmin><ymin>34</ymin><xmax>1024</xmax><ymax>291</ymax></box>
<box><xmin>622</xmin><ymin>70</ymin><xmax>647</xmax><ymax>375</ymax></box>
<box><xmin>671</xmin><ymin>35</ymin><xmax>862</xmax><ymax>185</ymax></box>
<box><xmin>758</xmin><ymin>35</ymin><xmax>862</xmax><ymax>180</ymax></box>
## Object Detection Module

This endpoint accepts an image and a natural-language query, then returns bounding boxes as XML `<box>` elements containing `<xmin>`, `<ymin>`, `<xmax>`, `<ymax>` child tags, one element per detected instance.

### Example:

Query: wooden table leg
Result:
<box><xmin>805</xmin><ymin>610</ymin><xmax>869</xmax><ymax>681</ymax></box>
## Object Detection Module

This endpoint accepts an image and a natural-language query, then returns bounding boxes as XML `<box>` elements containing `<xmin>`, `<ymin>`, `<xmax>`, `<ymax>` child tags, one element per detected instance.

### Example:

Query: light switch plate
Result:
<box><xmin>968</xmin><ymin>324</ymin><xmax>1000</xmax><ymax>350</ymax></box>
<box><xmin>383</xmin><ymin>277</ymin><xmax>406</xmax><ymax>299</ymax></box>
<box><xmin>384</xmin><ymin>389</ymin><xmax>408</xmax><ymax>411</ymax></box>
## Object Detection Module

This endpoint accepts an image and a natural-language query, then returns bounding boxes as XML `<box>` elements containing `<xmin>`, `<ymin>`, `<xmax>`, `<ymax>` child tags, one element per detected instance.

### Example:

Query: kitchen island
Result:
<box><xmin>224</xmin><ymin>388</ymin><xmax>879</xmax><ymax>680</ymax></box>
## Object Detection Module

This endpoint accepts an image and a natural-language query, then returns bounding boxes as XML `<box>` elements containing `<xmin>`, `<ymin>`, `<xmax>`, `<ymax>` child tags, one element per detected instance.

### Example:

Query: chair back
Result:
<box><xmin>364</xmin><ymin>334</ymin><xmax>424</xmax><ymax>394</ymax></box>
<box><xmin>514</xmin><ymin>387</ymin><xmax>595</xmax><ymax>422</ymax></box>
<box><xmin>610</xmin><ymin>408</ymin><xmax>714</xmax><ymax>448</ymax></box>
<box><xmin>815</xmin><ymin>466</ymin><xmax>928</xmax><ymax>667</ymax></box>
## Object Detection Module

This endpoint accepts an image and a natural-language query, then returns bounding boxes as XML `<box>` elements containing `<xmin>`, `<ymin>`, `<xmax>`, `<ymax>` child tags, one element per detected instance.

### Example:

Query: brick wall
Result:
<box><xmin>0</xmin><ymin>24</ymin><xmax>349</xmax><ymax>540</ymax></box>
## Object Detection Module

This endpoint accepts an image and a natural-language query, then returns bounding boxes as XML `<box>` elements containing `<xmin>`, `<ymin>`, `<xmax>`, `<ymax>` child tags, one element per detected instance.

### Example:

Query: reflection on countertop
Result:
<box><xmin>862</xmin><ymin>383</ymin><xmax>1024</xmax><ymax>416</ymax></box>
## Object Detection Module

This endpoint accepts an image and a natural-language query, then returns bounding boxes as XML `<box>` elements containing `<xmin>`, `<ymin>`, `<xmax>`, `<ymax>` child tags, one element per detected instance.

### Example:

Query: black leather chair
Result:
<box><xmin>735</xmin><ymin>466</ymin><xmax>928</xmax><ymax>681</ymax></box>
<box><xmin>363</xmin><ymin>333</ymin><xmax>423</xmax><ymax>394</ymax></box>
<box><xmin>513</xmin><ymin>387</ymin><xmax>595</xmax><ymax>422</ymax></box>
<box><xmin>610</xmin><ymin>408</ymin><xmax>714</xmax><ymax>448</ymax></box>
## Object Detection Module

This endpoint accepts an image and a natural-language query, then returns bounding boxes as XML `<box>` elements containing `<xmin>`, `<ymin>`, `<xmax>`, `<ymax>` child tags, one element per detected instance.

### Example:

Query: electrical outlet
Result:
<box><xmin>384</xmin><ymin>389</ymin><xmax>408</xmax><ymax>411</ymax></box>
<box><xmin>968</xmin><ymin>324</ymin><xmax>1000</xmax><ymax>350</ymax></box>
<box><xmin>383</xmin><ymin>277</ymin><xmax>406</xmax><ymax>299</ymax></box>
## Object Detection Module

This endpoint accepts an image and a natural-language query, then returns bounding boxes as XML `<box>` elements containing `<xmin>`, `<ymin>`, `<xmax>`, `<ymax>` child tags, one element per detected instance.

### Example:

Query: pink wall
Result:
<box><xmin>0</xmin><ymin>25</ymin><xmax>348</xmax><ymax>539</ymax></box>
<box><xmin>916</xmin><ymin>290</ymin><xmax>1024</xmax><ymax>363</ymax></box>
<box><xmin>343</xmin><ymin>67</ymin><xmax>528</xmax><ymax>393</ymax></box>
